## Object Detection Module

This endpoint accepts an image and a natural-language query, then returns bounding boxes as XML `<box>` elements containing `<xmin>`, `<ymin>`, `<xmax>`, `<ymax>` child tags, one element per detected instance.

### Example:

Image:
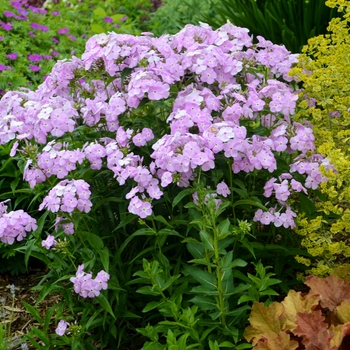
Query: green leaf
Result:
<box><xmin>111</xmin><ymin>13</ymin><xmax>128</xmax><ymax>22</ymax></box>
<box><xmin>172</xmin><ymin>188</ymin><xmax>194</xmax><ymax>207</ymax></box>
<box><xmin>93</xmin><ymin>7</ymin><xmax>107</xmax><ymax>18</ymax></box>
<box><xmin>199</xmin><ymin>230</ymin><xmax>214</xmax><ymax>251</ymax></box>
<box><xmin>136</xmin><ymin>286</ymin><xmax>161</xmax><ymax>296</ymax></box>
<box><xmin>190</xmin><ymin>295</ymin><xmax>217</xmax><ymax>311</ymax></box>
<box><xmin>30</xmin><ymin>327</ymin><xmax>50</xmax><ymax>345</ymax></box>
<box><xmin>91</xmin><ymin>23</ymin><xmax>105</xmax><ymax>34</ymax></box>
<box><xmin>186</xmin><ymin>241</ymin><xmax>204</xmax><ymax>259</ymax></box>
<box><xmin>143</xmin><ymin>301</ymin><xmax>165</xmax><ymax>313</ymax></box>
<box><xmin>95</xmin><ymin>293</ymin><xmax>116</xmax><ymax>319</ymax></box>
<box><xmin>22</xmin><ymin>301</ymin><xmax>42</xmax><ymax>323</ymax></box>
<box><xmin>99</xmin><ymin>246</ymin><xmax>109</xmax><ymax>272</ymax></box>
<box><xmin>185</xmin><ymin>266</ymin><xmax>217</xmax><ymax>290</ymax></box>
<box><xmin>232</xmin><ymin>199</ymin><xmax>267</xmax><ymax>210</ymax></box>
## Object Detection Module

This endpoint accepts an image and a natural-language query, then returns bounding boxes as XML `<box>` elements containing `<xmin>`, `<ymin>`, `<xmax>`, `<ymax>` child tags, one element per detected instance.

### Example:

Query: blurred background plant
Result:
<box><xmin>147</xmin><ymin>0</ymin><xmax>221</xmax><ymax>36</ymax></box>
<box><xmin>198</xmin><ymin>0</ymin><xmax>339</xmax><ymax>53</ymax></box>
<box><xmin>0</xmin><ymin>0</ymin><xmax>156</xmax><ymax>96</ymax></box>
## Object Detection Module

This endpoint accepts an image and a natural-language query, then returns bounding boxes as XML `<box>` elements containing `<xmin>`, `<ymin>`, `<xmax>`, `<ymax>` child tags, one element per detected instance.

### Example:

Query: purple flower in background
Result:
<box><xmin>43</xmin><ymin>55</ymin><xmax>52</xmax><ymax>60</ymax></box>
<box><xmin>114</xmin><ymin>23</ymin><xmax>120</xmax><ymax>28</ymax></box>
<box><xmin>10</xmin><ymin>1</ymin><xmax>21</xmax><ymax>9</ymax></box>
<box><xmin>30</xmin><ymin>22</ymin><xmax>48</xmax><ymax>31</ymax></box>
<box><xmin>27</xmin><ymin>54</ymin><xmax>42</xmax><ymax>62</ymax></box>
<box><xmin>68</xmin><ymin>34</ymin><xmax>76</xmax><ymax>41</ymax></box>
<box><xmin>29</xmin><ymin>6</ymin><xmax>47</xmax><ymax>15</ymax></box>
<box><xmin>51</xmin><ymin>50</ymin><xmax>60</xmax><ymax>56</ymax></box>
<box><xmin>6</xmin><ymin>53</ymin><xmax>18</xmax><ymax>60</ymax></box>
<box><xmin>0</xmin><ymin>64</ymin><xmax>6</xmax><ymax>71</ymax></box>
<box><xmin>0</xmin><ymin>36</ymin><xmax>3</xmax><ymax>41</ymax></box>
<box><xmin>14</xmin><ymin>15</ymin><xmax>28</xmax><ymax>20</ymax></box>
<box><xmin>52</xmin><ymin>37</ymin><xmax>59</xmax><ymax>44</ymax></box>
<box><xmin>28</xmin><ymin>31</ymin><xmax>36</xmax><ymax>37</ymax></box>
<box><xmin>17</xmin><ymin>8</ymin><xmax>28</xmax><ymax>16</ymax></box>
<box><xmin>57</xmin><ymin>28</ymin><xmax>68</xmax><ymax>34</ymax></box>
<box><xmin>29</xmin><ymin>65</ymin><xmax>40</xmax><ymax>72</ymax></box>
<box><xmin>120</xmin><ymin>16</ymin><xmax>127</xmax><ymax>22</ymax></box>
<box><xmin>55</xmin><ymin>320</ymin><xmax>68</xmax><ymax>336</ymax></box>
<box><xmin>3</xmin><ymin>11</ymin><xmax>15</xmax><ymax>18</ymax></box>
<box><xmin>51</xmin><ymin>11</ymin><xmax>60</xmax><ymax>16</ymax></box>
<box><xmin>1</xmin><ymin>22</ymin><xmax>12</xmax><ymax>31</ymax></box>
<box><xmin>104</xmin><ymin>17</ymin><xmax>113</xmax><ymax>23</ymax></box>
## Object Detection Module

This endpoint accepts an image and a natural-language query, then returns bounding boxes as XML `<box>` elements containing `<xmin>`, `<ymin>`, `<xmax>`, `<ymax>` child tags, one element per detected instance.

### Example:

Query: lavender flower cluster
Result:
<box><xmin>0</xmin><ymin>22</ymin><xmax>330</xmax><ymax>290</ymax></box>
<box><xmin>70</xmin><ymin>264</ymin><xmax>110</xmax><ymax>298</ymax></box>
<box><xmin>0</xmin><ymin>200</ymin><xmax>37</xmax><ymax>244</ymax></box>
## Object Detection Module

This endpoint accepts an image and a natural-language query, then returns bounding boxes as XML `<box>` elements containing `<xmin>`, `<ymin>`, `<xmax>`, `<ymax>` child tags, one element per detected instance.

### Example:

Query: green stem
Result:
<box><xmin>211</xmin><ymin>211</ymin><xmax>227</xmax><ymax>327</ymax></box>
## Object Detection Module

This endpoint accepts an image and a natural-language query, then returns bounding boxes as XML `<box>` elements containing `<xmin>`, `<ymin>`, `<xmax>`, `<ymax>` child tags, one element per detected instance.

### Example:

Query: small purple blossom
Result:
<box><xmin>42</xmin><ymin>235</ymin><xmax>56</xmax><ymax>250</ymax></box>
<box><xmin>216</xmin><ymin>181</ymin><xmax>231</xmax><ymax>197</ymax></box>
<box><xmin>6</xmin><ymin>53</ymin><xmax>17</xmax><ymax>60</ymax></box>
<box><xmin>52</xmin><ymin>37</ymin><xmax>59</xmax><ymax>44</ymax></box>
<box><xmin>104</xmin><ymin>16</ymin><xmax>113</xmax><ymax>23</ymax></box>
<box><xmin>27</xmin><ymin>54</ymin><xmax>42</xmax><ymax>62</ymax></box>
<box><xmin>3</xmin><ymin>11</ymin><xmax>15</xmax><ymax>18</ymax></box>
<box><xmin>30</xmin><ymin>22</ymin><xmax>48</xmax><ymax>31</ymax></box>
<box><xmin>57</xmin><ymin>28</ymin><xmax>69</xmax><ymax>34</ymax></box>
<box><xmin>29</xmin><ymin>65</ymin><xmax>41</xmax><ymax>72</ymax></box>
<box><xmin>51</xmin><ymin>11</ymin><xmax>60</xmax><ymax>16</ymax></box>
<box><xmin>55</xmin><ymin>320</ymin><xmax>68</xmax><ymax>336</ymax></box>
<box><xmin>1</xmin><ymin>22</ymin><xmax>12</xmax><ymax>31</ymax></box>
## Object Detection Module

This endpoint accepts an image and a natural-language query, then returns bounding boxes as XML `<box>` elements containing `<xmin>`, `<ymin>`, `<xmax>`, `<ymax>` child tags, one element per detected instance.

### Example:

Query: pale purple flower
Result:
<box><xmin>51</xmin><ymin>11</ymin><xmax>60</xmax><ymax>16</ymax></box>
<box><xmin>55</xmin><ymin>320</ymin><xmax>68</xmax><ymax>336</ymax></box>
<box><xmin>216</xmin><ymin>181</ymin><xmax>231</xmax><ymax>197</ymax></box>
<box><xmin>42</xmin><ymin>235</ymin><xmax>56</xmax><ymax>250</ymax></box>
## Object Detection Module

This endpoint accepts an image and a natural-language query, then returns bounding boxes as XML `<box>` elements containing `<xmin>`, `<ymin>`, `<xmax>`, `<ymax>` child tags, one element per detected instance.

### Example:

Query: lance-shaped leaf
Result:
<box><xmin>281</xmin><ymin>290</ymin><xmax>319</xmax><ymax>331</ymax></box>
<box><xmin>252</xmin><ymin>331</ymin><xmax>298</xmax><ymax>350</ymax></box>
<box><xmin>305</xmin><ymin>275</ymin><xmax>350</xmax><ymax>311</ymax></box>
<box><xmin>244</xmin><ymin>302</ymin><xmax>285</xmax><ymax>345</ymax></box>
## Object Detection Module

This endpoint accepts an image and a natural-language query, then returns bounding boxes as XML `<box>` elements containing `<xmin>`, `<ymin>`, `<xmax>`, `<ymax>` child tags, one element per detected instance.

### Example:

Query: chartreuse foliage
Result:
<box><xmin>289</xmin><ymin>0</ymin><xmax>350</xmax><ymax>277</ymax></box>
<box><xmin>244</xmin><ymin>267</ymin><xmax>350</xmax><ymax>349</ymax></box>
<box><xmin>199</xmin><ymin>0</ymin><xmax>339</xmax><ymax>53</ymax></box>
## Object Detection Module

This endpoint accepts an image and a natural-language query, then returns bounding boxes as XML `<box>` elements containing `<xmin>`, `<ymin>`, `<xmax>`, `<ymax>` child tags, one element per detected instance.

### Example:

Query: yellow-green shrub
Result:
<box><xmin>290</xmin><ymin>0</ymin><xmax>350</xmax><ymax>276</ymax></box>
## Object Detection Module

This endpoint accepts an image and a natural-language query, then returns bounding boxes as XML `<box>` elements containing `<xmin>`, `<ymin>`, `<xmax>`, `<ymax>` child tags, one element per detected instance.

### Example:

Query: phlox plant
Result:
<box><xmin>0</xmin><ymin>21</ymin><xmax>327</xmax><ymax>348</ymax></box>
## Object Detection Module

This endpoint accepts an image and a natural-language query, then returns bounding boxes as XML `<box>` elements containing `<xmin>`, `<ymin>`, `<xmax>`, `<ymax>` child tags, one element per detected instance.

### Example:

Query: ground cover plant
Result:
<box><xmin>0</xmin><ymin>0</ymin><xmax>154</xmax><ymax>96</ymax></box>
<box><xmin>244</xmin><ymin>269</ymin><xmax>350</xmax><ymax>349</ymax></box>
<box><xmin>0</xmin><ymin>17</ymin><xmax>332</xmax><ymax>350</ymax></box>
<box><xmin>289</xmin><ymin>0</ymin><xmax>350</xmax><ymax>277</ymax></box>
<box><xmin>200</xmin><ymin>0</ymin><xmax>339</xmax><ymax>53</ymax></box>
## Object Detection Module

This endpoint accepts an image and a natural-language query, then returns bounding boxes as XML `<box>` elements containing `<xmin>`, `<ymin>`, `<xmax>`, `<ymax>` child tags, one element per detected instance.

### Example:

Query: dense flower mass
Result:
<box><xmin>0</xmin><ymin>22</ymin><xmax>328</xmax><ymax>239</ymax></box>
<box><xmin>0</xmin><ymin>200</ymin><xmax>37</xmax><ymax>244</ymax></box>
